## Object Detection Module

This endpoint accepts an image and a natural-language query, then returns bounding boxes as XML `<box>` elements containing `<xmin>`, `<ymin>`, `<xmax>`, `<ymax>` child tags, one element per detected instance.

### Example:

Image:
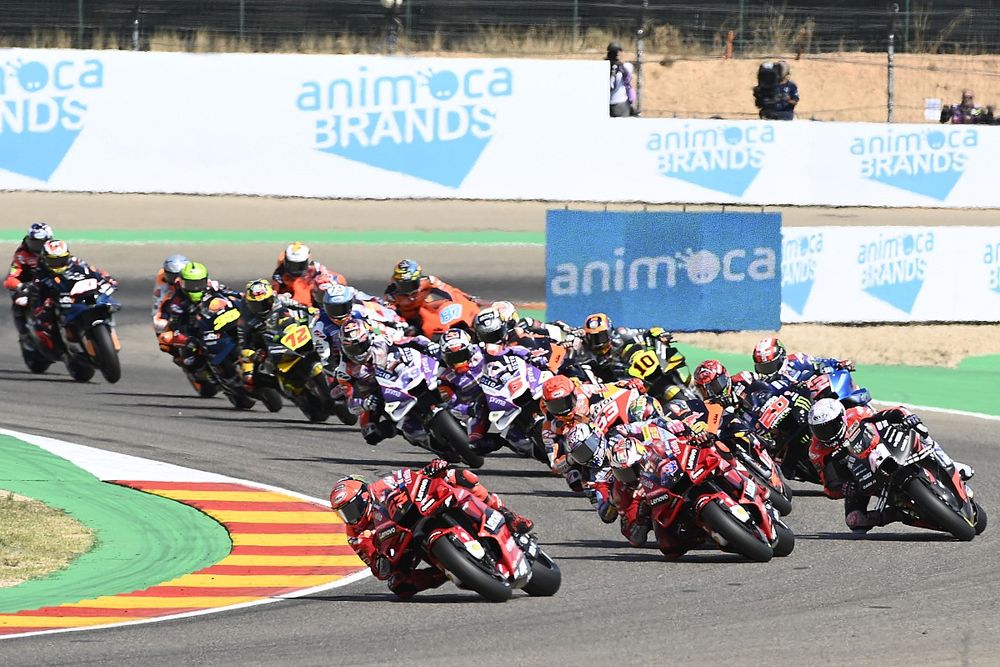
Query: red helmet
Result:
<box><xmin>329</xmin><ymin>476</ymin><xmax>372</xmax><ymax>526</ymax></box>
<box><xmin>694</xmin><ymin>360</ymin><xmax>731</xmax><ymax>401</ymax></box>
<box><xmin>752</xmin><ymin>336</ymin><xmax>787</xmax><ymax>376</ymax></box>
<box><xmin>542</xmin><ymin>375</ymin><xmax>583</xmax><ymax>418</ymax></box>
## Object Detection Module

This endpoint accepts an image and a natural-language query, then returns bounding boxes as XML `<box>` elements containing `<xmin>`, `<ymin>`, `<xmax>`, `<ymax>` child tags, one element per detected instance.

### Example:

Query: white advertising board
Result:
<box><xmin>0</xmin><ymin>49</ymin><xmax>998</xmax><ymax>207</ymax></box>
<box><xmin>781</xmin><ymin>226</ymin><xmax>1000</xmax><ymax>323</ymax></box>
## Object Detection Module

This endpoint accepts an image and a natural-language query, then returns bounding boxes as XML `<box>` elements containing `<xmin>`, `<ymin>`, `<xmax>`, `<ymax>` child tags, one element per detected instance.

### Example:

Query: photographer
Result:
<box><xmin>607</xmin><ymin>42</ymin><xmax>636</xmax><ymax>117</ymax></box>
<box><xmin>940</xmin><ymin>89</ymin><xmax>994</xmax><ymax>125</ymax></box>
<box><xmin>753</xmin><ymin>60</ymin><xmax>799</xmax><ymax>121</ymax></box>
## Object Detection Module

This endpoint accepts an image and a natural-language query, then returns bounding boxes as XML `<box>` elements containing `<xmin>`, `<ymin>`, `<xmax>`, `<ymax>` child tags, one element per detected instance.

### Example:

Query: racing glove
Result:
<box><xmin>837</xmin><ymin>359</ymin><xmax>856</xmax><ymax>371</ymax></box>
<box><xmin>362</xmin><ymin>394</ymin><xmax>383</xmax><ymax>414</ymax></box>
<box><xmin>422</xmin><ymin>458</ymin><xmax>450</xmax><ymax>478</ymax></box>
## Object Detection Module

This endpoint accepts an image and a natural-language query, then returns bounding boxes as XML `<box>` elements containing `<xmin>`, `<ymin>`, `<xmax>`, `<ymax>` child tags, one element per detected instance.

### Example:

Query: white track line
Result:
<box><xmin>871</xmin><ymin>401</ymin><xmax>1000</xmax><ymax>422</ymax></box>
<box><xmin>0</xmin><ymin>428</ymin><xmax>371</xmax><ymax>641</ymax></box>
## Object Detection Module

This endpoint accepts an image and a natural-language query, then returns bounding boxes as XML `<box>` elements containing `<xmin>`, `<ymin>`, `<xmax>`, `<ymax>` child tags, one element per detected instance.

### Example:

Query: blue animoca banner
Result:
<box><xmin>546</xmin><ymin>210</ymin><xmax>781</xmax><ymax>332</ymax></box>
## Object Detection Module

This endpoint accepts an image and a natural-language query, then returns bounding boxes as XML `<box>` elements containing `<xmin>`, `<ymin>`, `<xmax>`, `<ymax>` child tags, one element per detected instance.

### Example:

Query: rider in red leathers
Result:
<box><xmin>329</xmin><ymin>459</ymin><xmax>533</xmax><ymax>599</ymax></box>
<box><xmin>4</xmin><ymin>223</ymin><xmax>54</xmax><ymax>348</ymax></box>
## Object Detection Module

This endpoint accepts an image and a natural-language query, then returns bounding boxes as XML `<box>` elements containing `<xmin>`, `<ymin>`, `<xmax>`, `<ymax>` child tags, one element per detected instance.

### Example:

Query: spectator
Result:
<box><xmin>753</xmin><ymin>60</ymin><xmax>799</xmax><ymax>121</ymax></box>
<box><xmin>607</xmin><ymin>42</ymin><xmax>636</xmax><ymax>117</ymax></box>
<box><xmin>940</xmin><ymin>89</ymin><xmax>994</xmax><ymax>124</ymax></box>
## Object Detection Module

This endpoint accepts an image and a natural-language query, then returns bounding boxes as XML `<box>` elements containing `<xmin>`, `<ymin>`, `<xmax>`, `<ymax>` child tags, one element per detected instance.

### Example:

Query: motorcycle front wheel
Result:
<box><xmin>90</xmin><ymin>325</ymin><xmax>121</xmax><ymax>383</ymax></box>
<box><xmin>522</xmin><ymin>550</ymin><xmax>561</xmax><ymax>596</ymax></box>
<box><xmin>904</xmin><ymin>478</ymin><xmax>976</xmax><ymax>541</ymax></box>
<box><xmin>430</xmin><ymin>537</ymin><xmax>511</xmax><ymax>603</ymax></box>
<box><xmin>700</xmin><ymin>501</ymin><xmax>773</xmax><ymax>563</ymax></box>
<box><xmin>428</xmin><ymin>410</ymin><xmax>484</xmax><ymax>469</ymax></box>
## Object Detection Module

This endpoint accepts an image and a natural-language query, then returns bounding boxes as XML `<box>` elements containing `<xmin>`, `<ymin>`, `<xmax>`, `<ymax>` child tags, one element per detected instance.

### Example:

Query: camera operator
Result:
<box><xmin>607</xmin><ymin>42</ymin><xmax>636</xmax><ymax>117</ymax></box>
<box><xmin>940</xmin><ymin>89</ymin><xmax>994</xmax><ymax>125</ymax></box>
<box><xmin>753</xmin><ymin>60</ymin><xmax>799</xmax><ymax>121</ymax></box>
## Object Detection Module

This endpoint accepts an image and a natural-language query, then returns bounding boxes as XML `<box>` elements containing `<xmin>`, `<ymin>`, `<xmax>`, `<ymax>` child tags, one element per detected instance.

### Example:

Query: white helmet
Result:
<box><xmin>284</xmin><ymin>242</ymin><xmax>311</xmax><ymax>276</ymax></box>
<box><xmin>24</xmin><ymin>222</ymin><xmax>53</xmax><ymax>253</ymax></box>
<box><xmin>808</xmin><ymin>398</ymin><xmax>846</xmax><ymax>444</ymax></box>
<box><xmin>492</xmin><ymin>300</ymin><xmax>519</xmax><ymax>323</ymax></box>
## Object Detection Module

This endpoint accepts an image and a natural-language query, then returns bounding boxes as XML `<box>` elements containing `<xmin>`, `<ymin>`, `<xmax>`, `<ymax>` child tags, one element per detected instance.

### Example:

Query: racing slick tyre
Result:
<box><xmin>431</xmin><ymin>537</ymin><xmax>511</xmax><ymax>603</ymax></box>
<box><xmin>188</xmin><ymin>375</ymin><xmax>220</xmax><ymax>398</ymax></box>
<box><xmin>772</xmin><ymin>522</ymin><xmax>796</xmax><ymax>557</ymax></box>
<box><xmin>701</xmin><ymin>501</ymin><xmax>773</xmax><ymax>563</ymax></box>
<box><xmin>904</xmin><ymin>478</ymin><xmax>976</xmax><ymax>541</ymax></box>
<box><xmin>225</xmin><ymin>390</ymin><xmax>256</xmax><ymax>410</ymax></box>
<box><xmin>91</xmin><ymin>326</ymin><xmax>121</xmax><ymax>384</ymax></box>
<box><xmin>21</xmin><ymin>345</ymin><xmax>51</xmax><ymax>374</ymax></box>
<box><xmin>66</xmin><ymin>357</ymin><xmax>96</xmax><ymax>383</ymax></box>
<box><xmin>765</xmin><ymin>481</ymin><xmax>793</xmax><ymax>517</ymax></box>
<box><xmin>522</xmin><ymin>550</ymin><xmax>561</xmax><ymax>597</ymax></box>
<box><xmin>333</xmin><ymin>401</ymin><xmax>359</xmax><ymax>426</ymax></box>
<box><xmin>428</xmin><ymin>410</ymin><xmax>484</xmax><ymax>469</ymax></box>
<box><xmin>257</xmin><ymin>387</ymin><xmax>284</xmax><ymax>413</ymax></box>
<box><xmin>974</xmin><ymin>502</ymin><xmax>988</xmax><ymax>535</ymax></box>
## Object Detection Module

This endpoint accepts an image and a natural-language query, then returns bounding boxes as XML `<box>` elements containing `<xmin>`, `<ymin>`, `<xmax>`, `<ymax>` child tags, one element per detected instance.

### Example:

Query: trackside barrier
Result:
<box><xmin>546</xmin><ymin>210</ymin><xmax>782</xmax><ymax>332</ymax></box>
<box><xmin>2</xmin><ymin>48</ymin><xmax>1000</xmax><ymax>208</ymax></box>
<box><xmin>782</xmin><ymin>226</ymin><xmax>1000</xmax><ymax>323</ymax></box>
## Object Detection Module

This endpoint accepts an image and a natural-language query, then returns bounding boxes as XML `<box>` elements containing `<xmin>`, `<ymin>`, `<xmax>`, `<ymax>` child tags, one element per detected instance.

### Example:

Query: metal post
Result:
<box><xmin>635</xmin><ymin>0</ymin><xmax>648</xmax><ymax>116</ymax></box>
<box><xmin>132</xmin><ymin>16</ymin><xmax>140</xmax><ymax>51</ymax></box>
<box><xmin>737</xmin><ymin>0</ymin><xmax>744</xmax><ymax>56</ymax></box>
<box><xmin>887</xmin><ymin>3</ymin><xmax>899</xmax><ymax>123</ymax></box>
<box><xmin>77</xmin><ymin>0</ymin><xmax>84</xmax><ymax>48</ymax></box>
<box><xmin>239</xmin><ymin>0</ymin><xmax>246</xmax><ymax>41</ymax></box>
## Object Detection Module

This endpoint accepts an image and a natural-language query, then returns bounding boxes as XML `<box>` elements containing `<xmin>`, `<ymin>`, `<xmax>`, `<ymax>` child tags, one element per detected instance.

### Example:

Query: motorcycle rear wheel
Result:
<box><xmin>431</xmin><ymin>537</ymin><xmax>511</xmax><ymax>603</ymax></box>
<box><xmin>187</xmin><ymin>373</ymin><xmax>220</xmax><ymax>398</ymax></box>
<box><xmin>974</xmin><ymin>502</ymin><xmax>988</xmax><ymax>535</ymax></box>
<box><xmin>333</xmin><ymin>401</ymin><xmax>358</xmax><ymax>426</ymax></box>
<box><xmin>22</xmin><ymin>346</ymin><xmax>51</xmax><ymax>374</ymax></box>
<box><xmin>66</xmin><ymin>357</ymin><xmax>96</xmax><ymax>382</ymax></box>
<box><xmin>225</xmin><ymin>389</ymin><xmax>256</xmax><ymax>410</ymax></box>
<box><xmin>428</xmin><ymin>410</ymin><xmax>484</xmax><ymax>469</ymax></box>
<box><xmin>522</xmin><ymin>550</ymin><xmax>561</xmax><ymax>596</ymax></box>
<box><xmin>90</xmin><ymin>326</ymin><xmax>121</xmax><ymax>383</ymax></box>
<box><xmin>701</xmin><ymin>501</ymin><xmax>773</xmax><ymax>563</ymax></box>
<box><xmin>905</xmin><ymin>478</ymin><xmax>975</xmax><ymax>541</ymax></box>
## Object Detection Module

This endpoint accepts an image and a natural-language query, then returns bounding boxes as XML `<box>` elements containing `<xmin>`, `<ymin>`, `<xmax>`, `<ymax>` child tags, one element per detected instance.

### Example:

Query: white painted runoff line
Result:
<box><xmin>871</xmin><ymin>401</ymin><xmax>1000</xmax><ymax>423</ymax></box>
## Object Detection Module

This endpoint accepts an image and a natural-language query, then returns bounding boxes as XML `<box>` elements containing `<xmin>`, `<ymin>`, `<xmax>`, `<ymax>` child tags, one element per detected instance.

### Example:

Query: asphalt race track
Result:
<box><xmin>0</xmin><ymin>239</ymin><xmax>998</xmax><ymax>665</ymax></box>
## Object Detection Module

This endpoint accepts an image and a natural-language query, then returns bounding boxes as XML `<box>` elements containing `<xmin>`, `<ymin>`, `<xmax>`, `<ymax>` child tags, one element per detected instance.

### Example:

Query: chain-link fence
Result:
<box><xmin>2</xmin><ymin>2</ymin><xmax>1000</xmax><ymax>56</ymax></box>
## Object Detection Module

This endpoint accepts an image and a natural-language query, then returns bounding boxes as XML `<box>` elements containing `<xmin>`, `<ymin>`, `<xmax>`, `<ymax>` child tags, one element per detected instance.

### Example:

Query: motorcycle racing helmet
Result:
<box><xmin>283</xmin><ymin>242</ymin><xmax>311</xmax><ymax>277</ymax></box>
<box><xmin>162</xmin><ymin>254</ymin><xmax>189</xmax><ymax>285</ymax></box>
<box><xmin>329</xmin><ymin>475</ymin><xmax>372</xmax><ymax>526</ymax></box>
<box><xmin>542</xmin><ymin>375</ymin><xmax>582</xmax><ymax>419</ymax></box>
<box><xmin>180</xmin><ymin>262</ymin><xmax>210</xmax><ymax>302</ymax></box>
<box><xmin>583</xmin><ymin>313</ymin><xmax>613</xmax><ymax>355</ymax></box>
<box><xmin>440</xmin><ymin>328</ymin><xmax>475</xmax><ymax>373</ymax></box>
<box><xmin>322</xmin><ymin>284</ymin><xmax>356</xmax><ymax>324</ymax></box>
<box><xmin>753</xmin><ymin>336</ymin><xmax>787</xmax><ymax>376</ymax></box>
<box><xmin>341</xmin><ymin>320</ymin><xmax>373</xmax><ymax>362</ymax></box>
<box><xmin>565</xmin><ymin>423</ymin><xmax>604</xmax><ymax>466</ymax></box>
<box><xmin>694</xmin><ymin>360</ymin><xmax>732</xmax><ymax>401</ymax></box>
<box><xmin>808</xmin><ymin>398</ymin><xmax>846</xmax><ymax>445</ymax></box>
<box><xmin>245</xmin><ymin>279</ymin><xmax>275</xmax><ymax>315</ymax></box>
<box><xmin>474</xmin><ymin>308</ymin><xmax>507</xmax><ymax>345</ymax></box>
<box><xmin>610</xmin><ymin>437</ymin><xmax>645</xmax><ymax>485</ymax></box>
<box><xmin>24</xmin><ymin>222</ymin><xmax>54</xmax><ymax>254</ymax></box>
<box><xmin>41</xmin><ymin>240</ymin><xmax>71</xmax><ymax>275</ymax></box>
<box><xmin>492</xmin><ymin>300</ymin><xmax>520</xmax><ymax>324</ymax></box>
<box><xmin>392</xmin><ymin>259</ymin><xmax>424</xmax><ymax>295</ymax></box>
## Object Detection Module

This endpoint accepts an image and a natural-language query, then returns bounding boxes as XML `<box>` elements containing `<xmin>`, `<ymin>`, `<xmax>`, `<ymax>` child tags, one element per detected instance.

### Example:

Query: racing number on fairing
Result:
<box><xmin>629</xmin><ymin>351</ymin><xmax>659</xmax><ymax>379</ymax></box>
<box><xmin>592</xmin><ymin>399</ymin><xmax>622</xmax><ymax>432</ymax></box>
<box><xmin>758</xmin><ymin>395</ymin><xmax>791</xmax><ymax>429</ymax></box>
<box><xmin>280</xmin><ymin>324</ymin><xmax>311</xmax><ymax>350</ymax></box>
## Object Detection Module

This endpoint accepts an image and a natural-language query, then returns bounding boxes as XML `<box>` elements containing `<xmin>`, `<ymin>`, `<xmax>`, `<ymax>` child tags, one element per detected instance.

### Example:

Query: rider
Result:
<box><xmin>156</xmin><ymin>262</ymin><xmax>233</xmax><ymax>370</ymax></box>
<box><xmin>29</xmin><ymin>240</ymin><xmax>117</xmax><ymax>352</ymax></box>
<box><xmin>383</xmin><ymin>259</ymin><xmax>476</xmax><ymax>333</ymax></box>
<box><xmin>271</xmin><ymin>242</ymin><xmax>345</xmax><ymax>307</ymax></box>
<box><xmin>806</xmin><ymin>398</ymin><xmax>974</xmax><ymax>532</ymax></box>
<box><xmin>751</xmin><ymin>336</ymin><xmax>855</xmax><ymax>383</ymax></box>
<box><xmin>329</xmin><ymin>460</ymin><xmax>533</xmax><ymax>599</ymax></box>
<box><xmin>437</xmin><ymin>328</ymin><xmax>506</xmax><ymax>455</ymax></box>
<box><xmin>238</xmin><ymin>278</ymin><xmax>315</xmax><ymax>387</ymax></box>
<box><xmin>152</xmin><ymin>254</ymin><xmax>189</xmax><ymax>334</ymax></box>
<box><xmin>4</xmin><ymin>223</ymin><xmax>54</xmax><ymax>348</ymax></box>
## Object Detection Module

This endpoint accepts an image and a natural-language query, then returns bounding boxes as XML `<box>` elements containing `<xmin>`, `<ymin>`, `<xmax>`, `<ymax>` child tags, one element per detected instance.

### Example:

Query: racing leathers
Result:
<box><xmin>383</xmin><ymin>275</ymin><xmax>474</xmax><ymax>332</ymax></box>
<box><xmin>271</xmin><ymin>257</ymin><xmax>345</xmax><ymax>308</ymax></box>
<box><xmin>343</xmin><ymin>461</ymin><xmax>532</xmax><ymax>599</ymax></box>
<box><xmin>4</xmin><ymin>242</ymin><xmax>44</xmax><ymax>343</ymax></box>
<box><xmin>237</xmin><ymin>293</ymin><xmax>315</xmax><ymax>389</ymax></box>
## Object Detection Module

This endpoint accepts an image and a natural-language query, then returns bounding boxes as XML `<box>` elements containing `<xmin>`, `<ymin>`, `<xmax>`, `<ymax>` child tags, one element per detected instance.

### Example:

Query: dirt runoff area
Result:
<box><xmin>682</xmin><ymin>323</ymin><xmax>1000</xmax><ymax>368</ymax></box>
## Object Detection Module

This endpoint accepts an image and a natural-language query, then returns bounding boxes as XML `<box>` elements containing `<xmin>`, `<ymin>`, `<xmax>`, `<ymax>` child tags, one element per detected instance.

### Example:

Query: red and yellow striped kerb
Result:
<box><xmin>0</xmin><ymin>481</ymin><xmax>366</xmax><ymax>636</ymax></box>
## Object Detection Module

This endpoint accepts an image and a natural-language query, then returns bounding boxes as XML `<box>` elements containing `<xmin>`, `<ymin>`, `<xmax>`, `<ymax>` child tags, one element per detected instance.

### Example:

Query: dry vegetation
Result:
<box><xmin>0</xmin><ymin>491</ymin><xmax>93</xmax><ymax>588</ymax></box>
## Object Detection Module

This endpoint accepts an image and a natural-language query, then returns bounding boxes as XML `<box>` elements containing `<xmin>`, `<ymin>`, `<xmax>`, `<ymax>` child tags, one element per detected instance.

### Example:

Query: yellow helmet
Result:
<box><xmin>245</xmin><ymin>279</ymin><xmax>275</xmax><ymax>315</ymax></box>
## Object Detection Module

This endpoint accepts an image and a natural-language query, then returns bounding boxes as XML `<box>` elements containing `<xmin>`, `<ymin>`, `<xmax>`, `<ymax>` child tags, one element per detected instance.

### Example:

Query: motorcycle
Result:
<box><xmin>479</xmin><ymin>353</ymin><xmax>552</xmax><ymax>463</ymax></box>
<box><xmin>24</xmin><ymin>272</ymin><xmax>122</xmax><ymax>383</ymax></box>
<box><xmin>621</xmin><ymin>337</ymin><xmax>696</xmax><ymax>402</ymax></box>
<box><xmin>676</xmin><ymin>398</ymin><xmax>793</xmax><ymax>516</ymax></box>
<box><xmin>641</xmin><ymin>434</ymin><xmax>793</xmax><ymax>562</ymax></box>
<box><xmin>374</xmin><ymin>346</ymin><xmax>484</xmax><ymax>468</ymax></box>
<box><xmin>806</xmin><ymin>365</ymin><xmax>872</xmax><ymax>408</ymax></box>
<box><xmin>418</xmin><ymin>286</ymin><xmax>480</xmax><ymax>340</ymax></box>
<box><xmin>751</xmin><ymin>380</ymin><xmax>821</xmax><ymax>485</ymax></box>
<box><xmin>374</xmin><ymin>468</ymin><xmax>560</xmax><ymax>602</ymax></box>
<box><xmin>194</xmin><ymin>296</ymin><xmax>283</xmax><ymax>412</ymax></box>
<box><xmin>848</xmin><ymin>422</ymin><xmax>986</xmax><ymax>541</ymax></box>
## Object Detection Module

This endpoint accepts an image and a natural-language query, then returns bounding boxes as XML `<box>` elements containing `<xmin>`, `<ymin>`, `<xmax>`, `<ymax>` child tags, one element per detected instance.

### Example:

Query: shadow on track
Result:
<box><xmin>0</xmin><ymin>370</ymin><xmax>77</xmax><ymax>383</ymax></box>
<box><xmin>268</xmin><ymin>455</ymin><xmax>433</xmax><ymax>468</ymax></box>
<box><xmin>796</xmin><ymin>531</ymin><xmax>954</xmax><ymax>542</ymax></box>
<box><xmin>301</xmin><ymin>592</ymin><xmax>515</xmax><ymax>604</ymax></box>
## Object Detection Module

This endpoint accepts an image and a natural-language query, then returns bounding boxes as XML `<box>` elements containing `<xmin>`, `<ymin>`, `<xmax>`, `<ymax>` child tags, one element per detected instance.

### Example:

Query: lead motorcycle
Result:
<box><xmin>374</xmin><ymin>345</ymin><xmax>484</xmax><ymax>468</ymax></box>
<box><xmin>373</xmin><ymin>468</ymin><xmax>560</xmax><ymax>602</ymax></box>
<box><xmin>23</xmin><ymin>271</ymin><xmax>122</xmax><ymax>383</ymax></box>
<box><xmin>846</xmin><ymin>421</ymin><xmax>986</xmax><ymax>541</ymax></box>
